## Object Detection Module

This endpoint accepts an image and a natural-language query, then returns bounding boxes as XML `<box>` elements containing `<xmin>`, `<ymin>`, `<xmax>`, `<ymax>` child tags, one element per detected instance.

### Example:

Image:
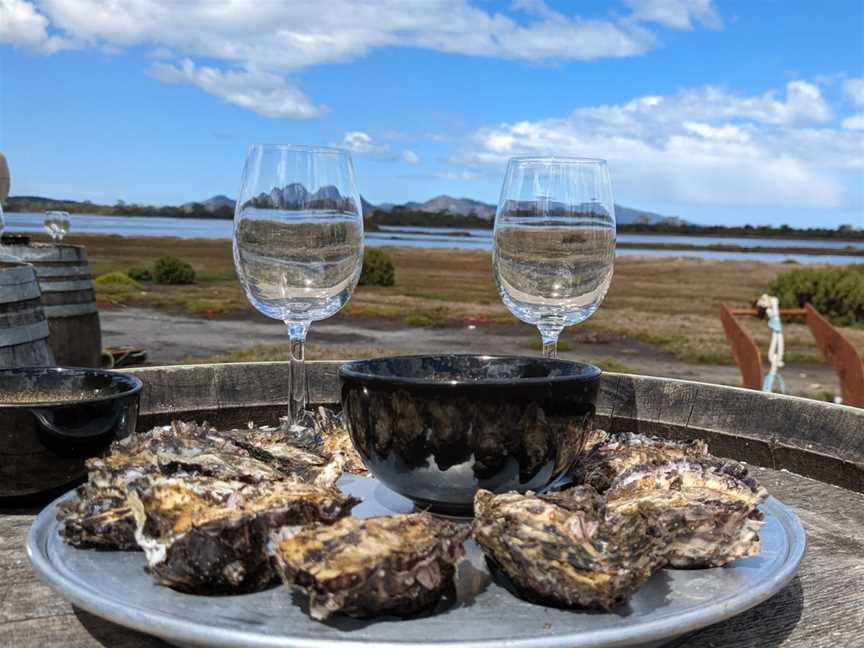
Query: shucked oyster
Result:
<box><xmin>574</xmin><ymin>431</ymin><xmax>709</xmax><ymax>493</ymax></box>
<box><xmin>606</xmin><ymin>457</ymin><xmax>768</xmax><ymax>568</ymax></box>
<box><xmin>272</xmin><ymin>513</ymin><xmax>470</xmax><ymax>620</ymax></box>
<box><xmin>128</xmin><ymin>478</ymin><xmax>359</xmax><ymax>594</ymax></box>
<box><xmin>473</xmin><ymin>488</ymin><xmax>667</xmax><ymax>610</ymax></box>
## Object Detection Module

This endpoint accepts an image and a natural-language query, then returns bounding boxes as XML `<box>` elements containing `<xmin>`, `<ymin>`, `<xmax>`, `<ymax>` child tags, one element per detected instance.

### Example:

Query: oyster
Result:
<box><xmin>280</xmin><ymin>406</ymin><xmax>369</xmax><ymax>476</ymax></box>
<box><xmin>58</xmin><ymin>420</ymin><xmax>347</xmax><ymax>549</ymax></box>
<box><xmin>58</xmin><ymin>482</ymin><xmax>140</xmax><ymax>550</ymax></box>
<box><xmin>128</xmin><ymin>478</ymin><xmax>359</xmax><ymax>593</ymax></box>
<box><xmin>574</xmin><ymin>431</ymin><xmax>709</xmax><ymax>492</ymax></box>
<box><xmin>272</xmin><ymin>513</ymin><xmax>470</xmax><ymax>620</ymax></box>
<box><xmin>473</xmin><ymin>487</ymin><xmax>667</xmax><ymax>610</ymax></box>
<box><xmin>606</xmin><ymin>457</ymin><xmax>768</xmax><ymax>568</ymax></box>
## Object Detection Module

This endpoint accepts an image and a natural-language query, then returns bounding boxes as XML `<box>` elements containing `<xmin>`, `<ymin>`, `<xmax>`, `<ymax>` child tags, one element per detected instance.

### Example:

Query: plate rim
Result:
<box><xmin>27</xmin><ymin>487</ymin><xmax>807</xmax><ymax>648</ymax></box>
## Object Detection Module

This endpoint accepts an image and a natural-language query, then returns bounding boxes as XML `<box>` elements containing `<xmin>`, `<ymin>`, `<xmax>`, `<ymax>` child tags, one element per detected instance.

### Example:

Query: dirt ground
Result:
<box><xmin>101</xmin><ymin>306</ymin><xmax>843</xmax><ymax>399</ymax></box>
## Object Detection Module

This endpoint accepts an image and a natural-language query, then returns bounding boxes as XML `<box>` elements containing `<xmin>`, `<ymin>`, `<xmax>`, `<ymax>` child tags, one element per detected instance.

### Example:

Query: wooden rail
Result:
<box><xmin>720</xmin><ymin>303</ymin><xmax>864</xmax><ymax>407</ymax></box>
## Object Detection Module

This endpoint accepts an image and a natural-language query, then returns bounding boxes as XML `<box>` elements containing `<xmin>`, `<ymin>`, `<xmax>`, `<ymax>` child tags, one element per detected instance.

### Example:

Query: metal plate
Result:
<box><xmin>27</xmin><ymin>475</ymin><xmax>806</xmax><ymax>648</ymax></box>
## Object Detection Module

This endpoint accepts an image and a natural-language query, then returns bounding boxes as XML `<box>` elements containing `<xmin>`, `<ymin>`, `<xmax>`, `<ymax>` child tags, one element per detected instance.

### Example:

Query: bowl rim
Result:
<box><xmin>339</xmin><ymin>353</ymin><xmax>601</xmax><ymax>388</ymax></box>
<box><xmin>0</xmin><ymin>366</ymin><xmax>143</xmax><ymax>409</ymax></box>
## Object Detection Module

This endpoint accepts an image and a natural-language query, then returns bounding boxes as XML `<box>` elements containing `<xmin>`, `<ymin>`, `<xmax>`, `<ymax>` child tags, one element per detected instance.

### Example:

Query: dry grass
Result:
<box><xmin>55</xmin><ymin>232</ymin><xmax>864</xmax><ymax>367</ymax></box>
<box><xmin>182</xmin><ymin>342</ymin><xmax>388</xmax><ymax>365</ymax></box>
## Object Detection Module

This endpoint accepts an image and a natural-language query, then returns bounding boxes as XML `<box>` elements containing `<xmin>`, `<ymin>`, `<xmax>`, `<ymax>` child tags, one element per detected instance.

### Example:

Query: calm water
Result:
<box><xmin>3</xmin><ymin>212</ymin><xmax>862</xmax><ymax>265</ymax></box>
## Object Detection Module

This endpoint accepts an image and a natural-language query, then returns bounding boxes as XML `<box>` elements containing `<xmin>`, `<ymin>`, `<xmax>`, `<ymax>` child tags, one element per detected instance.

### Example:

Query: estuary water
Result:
<box><xmin>3</xmin><ymin>212</ymin><xmax>861</xmax><ymax>265</ymax></box>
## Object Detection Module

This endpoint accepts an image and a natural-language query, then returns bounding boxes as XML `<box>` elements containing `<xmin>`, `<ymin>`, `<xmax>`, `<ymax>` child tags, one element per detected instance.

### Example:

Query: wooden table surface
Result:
<box><xmin>2</xmin><ymin>465</ymin><xmax>863</xmax><ymax>648</ymax></box>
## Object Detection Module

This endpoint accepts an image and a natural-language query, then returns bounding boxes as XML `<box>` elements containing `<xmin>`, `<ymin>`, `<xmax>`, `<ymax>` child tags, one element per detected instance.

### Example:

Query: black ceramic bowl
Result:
<box><xmin>340</xmin><ymin>354</ymin><xmax>601</xmax><ymax>515</ymax></box>
<box><xmin>0</xmin><ymin>367</ymin><xmax>142</xmax><ymax>502</ymax></box>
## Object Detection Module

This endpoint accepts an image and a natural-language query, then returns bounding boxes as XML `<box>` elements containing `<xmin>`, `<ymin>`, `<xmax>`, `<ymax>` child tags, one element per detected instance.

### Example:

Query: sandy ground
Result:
<box><xmin>101</xmin><ymin>307</ymin><xmax>842</xmax><ymax>398</ymax></box>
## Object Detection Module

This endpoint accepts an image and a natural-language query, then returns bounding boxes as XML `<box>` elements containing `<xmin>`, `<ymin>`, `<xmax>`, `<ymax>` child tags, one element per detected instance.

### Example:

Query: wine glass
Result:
<box><xmin>233</xmin><ymin>145</ymin><xmax>364</xmax><ymax>425</ymax></box>
<box><xmin>44</xmin><ymin>211</ymin><xmax>71</xmax><ymax>241</ymax></box>
<box><xmin>492</xmin><ymin>157</ymin><xmax>616</xmax><ymax>359</ymax></box>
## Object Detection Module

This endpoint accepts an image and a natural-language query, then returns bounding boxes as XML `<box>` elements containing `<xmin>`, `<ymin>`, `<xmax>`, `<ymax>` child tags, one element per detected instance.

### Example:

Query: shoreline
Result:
<box><xmin>3</xmin><ymin>228</ymin><xmax>861</xmax><ymax>260</ymax></box>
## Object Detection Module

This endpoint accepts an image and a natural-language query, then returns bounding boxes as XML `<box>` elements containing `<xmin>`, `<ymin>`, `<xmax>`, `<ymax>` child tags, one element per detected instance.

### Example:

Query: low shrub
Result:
<box><xmin>358</xmin><ymin>248</ymin><xmax>395</xmax><ymax>287</ymax></box>
<box><xmin>94</xmin><ymin>272</ymin><xmax>140</xmax><ymax>288</ymax></box>
<box><xmin>405</xmin><ymin>314</ymin><xmax>434</xmax><ymax>327</ymax></box>
<box><xmin>127</xmin><ymin>266</ymin><xmax>152</xmax><ymax>282</ymax></box>
<box><xmin>94</xmin><ymin>272</ymin><xmax>141</xmax><ymax>294</ymax></box>
<box><xmin>768</xmin><ymin>265</ymin><xmax>864</xmax><ymax>327</ymax></box>
<box><xmin>153</xmin><ymin>256</ymin><xmax>196</xmax><ymax>285</ymax></box>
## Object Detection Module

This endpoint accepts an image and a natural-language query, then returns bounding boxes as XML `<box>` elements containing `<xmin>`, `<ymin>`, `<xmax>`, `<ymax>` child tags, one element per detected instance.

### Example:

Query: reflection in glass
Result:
<box><xmin>233</xmin><ymin>145</ymin><xmax>364</xmax><ymax>424</ymax></box>
<box><xmin>493</xmin><ymin>157</ymin><xmax>616</xmax><ymax>358</ymax></box>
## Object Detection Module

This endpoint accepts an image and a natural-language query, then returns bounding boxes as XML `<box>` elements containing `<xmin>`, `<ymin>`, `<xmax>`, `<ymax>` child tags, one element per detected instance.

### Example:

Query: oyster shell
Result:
<box><xmin>606</xmin><ymin>457</ymin><xmax>768</xmax><ymax>568</ymax></box>
<box><xmin>280</xmin><ymin>406</ymin><xmax>369</xmax><ymax>476</ymax></box>
<box><xmin>574</xmin><ymin>431</ymin><xmax>709</xmax><ymax>492</ymax></box>
<box><xmin>473</xmin><ymin>487</ymin><xmax>667</xmax><ymax>610</ymax></box>
<box><xmin>128</xmin><ymin>478</ymin><xmax>359</xmax><ymax>593</ymax></box>
<box><xmin>272</xmin><ymin>513</ymin><xmax>470</xmax><ymax>620</ymax></box>
<box><xmin>58</xmin><ymin>483</ymin><xmax>140</xmax><ymax>550</ymax></box>
<box><xmin>58</xmin><ymin>420</ymin><xmax>347</xmax><ymax>549</ymax></box>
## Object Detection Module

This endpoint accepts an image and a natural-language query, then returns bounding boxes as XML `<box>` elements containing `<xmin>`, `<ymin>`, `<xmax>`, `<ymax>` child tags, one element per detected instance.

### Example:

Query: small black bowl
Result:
<box><xmin>340</xmin><ymin>354</ymin><xmax>600</xmax><ymax>516</ymax></box>
<box><xmin>0</xmin><ymin>367</ymin><xmax>142</xmax><ymax>503</ymax></box>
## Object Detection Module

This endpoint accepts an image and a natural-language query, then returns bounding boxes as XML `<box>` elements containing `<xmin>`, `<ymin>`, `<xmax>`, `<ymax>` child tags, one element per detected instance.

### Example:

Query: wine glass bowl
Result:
<box><xmin>233</xmin><ymin>145</ymin><xmax>364</xmax><ymax>423</ymax></box>
<box><xmin>492</xmin><ymin>157</ymin><xmax>616</xmax><ymax>358</ymax></box>
<box><xmin>44</xmin><ymin>211</ymin><xmax>71</xmax><ymax>242</ymax></box>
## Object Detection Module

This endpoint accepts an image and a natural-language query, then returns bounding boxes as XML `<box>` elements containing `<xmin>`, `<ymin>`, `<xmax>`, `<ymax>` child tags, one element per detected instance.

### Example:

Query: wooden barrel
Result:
<box><xmin>127</xmin><ymin>362</ymin><xmax>864</xmax><ymax>492</ymax></box>
<box><xmin>4</xmin><ymin>243</ymin><xmax>101</xmax><ymax>367</ymax></box>
<box><xmin>0</xmin><ymin>262</ymin><xmax>55</xmax><ymax>367</ymax></box>
<box><xmin>115</xmin><ymin>362</ymin><xmax>864</xmax><ymax>647</ymax></box>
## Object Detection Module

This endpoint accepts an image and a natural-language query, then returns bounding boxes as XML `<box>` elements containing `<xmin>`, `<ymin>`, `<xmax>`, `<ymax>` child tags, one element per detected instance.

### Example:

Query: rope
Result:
<box><xmin>757</xmin><ymin>294</ymin><xmax>786</xmax><ymax>394</ymax></box>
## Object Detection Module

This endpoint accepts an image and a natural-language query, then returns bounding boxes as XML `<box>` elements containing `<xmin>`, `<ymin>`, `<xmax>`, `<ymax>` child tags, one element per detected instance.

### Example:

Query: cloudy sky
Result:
<box><xmin>1</xmin><ymin>0</ymin><xmax>862</xmax><ymax>226</ymax></box>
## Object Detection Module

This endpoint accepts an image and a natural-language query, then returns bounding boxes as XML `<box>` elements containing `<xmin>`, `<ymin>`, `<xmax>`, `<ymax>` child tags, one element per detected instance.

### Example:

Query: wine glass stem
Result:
<box><xmin>287</xmin><ymin>321</ymin><xmax>310</xmax><ymax>425</ymax></box>
<box><xmin>539</xmin><ymin>324</ymin><xmax>563</xmax><ymax>360</ymax></box>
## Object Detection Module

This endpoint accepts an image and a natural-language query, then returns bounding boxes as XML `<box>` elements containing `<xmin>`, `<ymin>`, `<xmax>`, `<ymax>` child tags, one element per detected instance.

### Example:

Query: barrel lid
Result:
<box><xmin>3</xmin><ymin>243</ymin><xmax>87</xmax><ymax>261</ymax></box>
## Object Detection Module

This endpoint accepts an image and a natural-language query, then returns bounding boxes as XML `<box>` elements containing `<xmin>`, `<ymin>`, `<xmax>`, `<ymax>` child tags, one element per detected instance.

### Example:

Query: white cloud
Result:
<box><xmin>340</xmin><ymin>131</ymin><xmax>389</xmax><ymax>154</ymax></box>
<box><xmin>150</xmin><ymin>59</ymin><xmax>324</xmax><ymax>119</ymax></box>
<box><xmin>625</xmin><ymin>0</ymin><xmax>722</xmax><ymax>29</ymax></box>
<box><xmin>843</xmin><ymin>78</ymin><xmax>864</xmax><ymax>107</ymax></box>
<box><xmin>7</xmin><ymin>0</ymin><xmax>722</xmax><ymax>118</ymax></box>
<box><xmin>0</xmin><ymin>0</ymin><xmax>72</xmax><ymax>52</ymax></box>
<box><xmin>842</xmin><ymin>114</ymin><xmax>864</xmax><ymax>131</ymax></box>
<box><xmin>401</xmin><ymin>150</ymin><xmax>421</xmax><ymax>165</ymax></box>
<box><xmin>457</xmin><ymin>80</ymin><xmax>860</xmax><ymax>209</ymax></box>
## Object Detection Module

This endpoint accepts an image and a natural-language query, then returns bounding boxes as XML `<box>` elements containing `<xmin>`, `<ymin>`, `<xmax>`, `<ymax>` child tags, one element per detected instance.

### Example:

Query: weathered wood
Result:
<box><xmin>1</xmin><ymin>244</ymin><xmax>101</xmax><ymax>367</ymax></box>
<box><xmin>728</xmin><ymin>308</ymin><xmax>809</xmax><ymax>317</ymax></box>
<box><xmin>1</xmin><ymin>467</ymin><xmax>861</xmax><ymax>647</ymax></box>
<box><xmin>0</xmin><ymin>262</ymin><xmax>55</xmax><ymax>368</ymax></box>
<box><xmin>0</xmin><ymin>152</ymin><xmax>9</xmax><ymax>203</ymax></box>
<box><xmin>2</xmin><ymin>361</ymin><xmax>863</xmax><ymax>646</ymax></box>
<box><xmin>806</xmin><ymin>303</ymin><xmax>864</xmax><ymax>408</ymax></box>
<box><xmin>127</xmin><ymin>362</ymin><xmax>864</xmax><ymax>492</ymax></box>
<box><xmin>720</xmin><ymin>303</ymin><xmax>763</xmax><ymax>390</ymax></box>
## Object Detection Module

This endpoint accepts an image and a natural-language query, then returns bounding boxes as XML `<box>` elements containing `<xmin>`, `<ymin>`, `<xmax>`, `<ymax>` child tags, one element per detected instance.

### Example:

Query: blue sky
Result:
<box><xmin>1</xmin><ymin>0</ymin><xmax>862</xmax><ymax>227</ymax></box>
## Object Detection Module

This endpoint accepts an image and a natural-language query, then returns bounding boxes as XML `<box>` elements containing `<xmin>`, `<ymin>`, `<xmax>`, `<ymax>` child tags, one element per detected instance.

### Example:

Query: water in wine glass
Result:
<box><xmin>44</xmin><ymin>211</ymin><xmax>70</xmax><ymax>241</ymax></box>
<box><xmin>492</xmin><ymin>157</ymin><xmax>616</xmax><ymax>358</ymax></box>
<box><xmin>494</xmin><ymin>206</ymin><xmax>615</xmax><ymax>326</ymax></box>
<box><xmin>234</xmin><ymin>207</ymin><xmax>363</xmax><ymax>322</ymax></box>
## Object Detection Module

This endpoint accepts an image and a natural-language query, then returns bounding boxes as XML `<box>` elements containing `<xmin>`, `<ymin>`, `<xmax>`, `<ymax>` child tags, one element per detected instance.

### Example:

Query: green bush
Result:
<box><xmin>359</xmin><ymin>248</ymin><xmax>395</xmax><ymax>287</ymax></box>
<box><xmin>153</xmin><ymin>256</ymin><xmax>196</xmax><ymax>285</ymax></box>
<box><xmin>94</xmin><ymin>272</ymin><xmax>140</xmax><ymax>288</ymax></box>
<box><xmin>768</xmin><ymin>265</ymin><xmax>864</xmax><ymax>327</ymax></box>
<box><xmin>127</xmin><ymin>266</ymin><xmax>152</xmax><ymax>282</ymax></box>
<box><xmin>405</xmin><ymin>314</ymin><xmax>434</xmax><ymax>327</ymax></box>
<box><xmin>94</xmin><ymin>272</ymin><xmax>141</xmax><ymax>294</ymax></box>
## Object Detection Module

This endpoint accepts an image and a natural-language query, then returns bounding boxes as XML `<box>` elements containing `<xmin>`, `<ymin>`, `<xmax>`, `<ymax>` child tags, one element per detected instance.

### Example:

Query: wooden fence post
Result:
<box><xmin>805</xmin><ymin>304</ymin><xmax>864</xmax><ymax>407</ymax></box>
<box><xmin>720</xmin><ymin>303</ymin><xmax>763</xmax><ymax>390</ymax></box>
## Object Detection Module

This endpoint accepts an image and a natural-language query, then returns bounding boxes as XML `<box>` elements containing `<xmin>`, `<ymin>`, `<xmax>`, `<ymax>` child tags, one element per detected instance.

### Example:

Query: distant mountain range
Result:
<box><xmin>181</xmin><ymin>193</ymin><xmax>677</xmax><ymax>225</ymax></box>
<box><xmin>8</xmin><ymin>192</ymin><xmax>681</xmax><ymax>225</ymax></box>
